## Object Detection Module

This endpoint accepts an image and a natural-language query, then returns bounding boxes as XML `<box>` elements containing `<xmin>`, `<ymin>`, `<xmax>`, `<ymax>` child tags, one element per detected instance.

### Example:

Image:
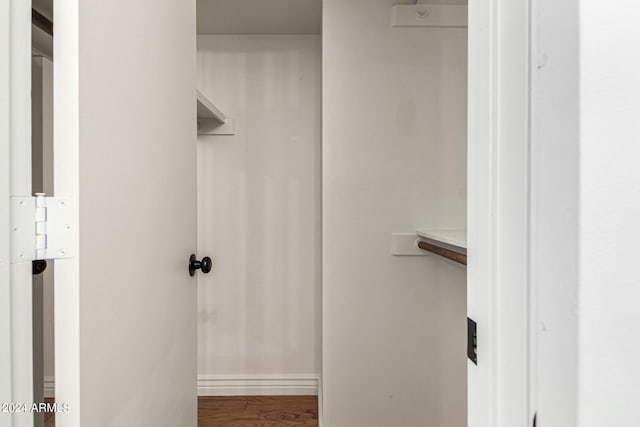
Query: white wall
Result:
<box><xmin>531</xmin><ymin>0</ymin><xmax>580</xmax><ymax>424</ymax></box>
<box><xmin>533</xmin><ymin>2</ymin><xmax>640</xmax><ymax>425</ymax></box>
<box><xmin>323</xmin><ymin>1</ymin><xmax>467</xmax><ymax>426</ymax></box>
<box><xmin>577</xmin><ymin>1</ymin><xmax>640</xmax><ymax>425</ymax></box>
<box><xmin>196</xmin><ymin>35</ymin><xmax>322</xmax><ymax>395</ymax></box>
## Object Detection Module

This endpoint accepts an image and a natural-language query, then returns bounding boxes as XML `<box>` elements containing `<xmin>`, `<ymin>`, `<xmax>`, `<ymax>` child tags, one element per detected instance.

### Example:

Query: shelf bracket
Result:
<box><xmin>197</xmin><ymin>117</ymin><xmax>236</xmax><ymax>136</ymax></box>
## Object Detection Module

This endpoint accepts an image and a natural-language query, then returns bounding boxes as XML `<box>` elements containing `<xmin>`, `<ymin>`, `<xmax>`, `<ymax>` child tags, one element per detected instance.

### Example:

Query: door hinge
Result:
<box><xmin>467</xmin><ymin>317</ymin><xmax>477</xmax><ymax>365</ymax></box>
<box><xmin>11</xmin><ymin>193</ymin><xmax>75</xmax><ymax>263</ymax></box>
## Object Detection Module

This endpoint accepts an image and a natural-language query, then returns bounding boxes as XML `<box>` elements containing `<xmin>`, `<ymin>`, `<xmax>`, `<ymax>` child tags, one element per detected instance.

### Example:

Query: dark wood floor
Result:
<box><xmin>44</xmin><ymin>399</ymin><xmax>55</xmax><ymax>427</ymax></box>
<box><xmin>44</xmin><ymin>396</ymin><xmax>318</xmax><ymax>427</ymax></box>
<box><xmin>199</xmin><ymin>396</ymin><xmax>318</xmax><ymax>427</ymax></box>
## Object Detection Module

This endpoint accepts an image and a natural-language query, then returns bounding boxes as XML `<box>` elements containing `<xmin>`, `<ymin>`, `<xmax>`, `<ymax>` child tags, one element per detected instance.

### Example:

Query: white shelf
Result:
<box><xmin>416</xmin><ymin>229</ymin><xmax>467</xmax><ymax>250</ymax></box>
<box><xmin>196</xmin><ymin>90</ymin><xmax>236</xmax><ymax>135</ymax></box>
<box><xmin>197</xmin><ymin>90</ymin><xmax>226</xmax><ymax>123</ymax></box>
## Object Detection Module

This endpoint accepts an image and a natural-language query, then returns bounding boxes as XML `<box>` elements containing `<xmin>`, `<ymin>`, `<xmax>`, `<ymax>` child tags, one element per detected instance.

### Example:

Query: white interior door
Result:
<box><xmin>53</xmin><ymin>1</ymin><xmax>198</xmax><ymax>426</ymax></box>
<box><xmin>1</xmin><ymin>0</ymin><xmax>35</xmax><ymax>426</ymax></box>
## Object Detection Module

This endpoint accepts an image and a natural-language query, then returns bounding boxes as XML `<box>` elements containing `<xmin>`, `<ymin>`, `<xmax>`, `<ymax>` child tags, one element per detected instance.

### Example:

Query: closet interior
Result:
<box><xmin>29</xmin><ymin>0</ymin><xmax>468</xmax><ymax>426</ymax></box>
<box><xmin>195</xmin><ymin>0</ymin><xmax>468</xmax><ymax>426</ymax></box>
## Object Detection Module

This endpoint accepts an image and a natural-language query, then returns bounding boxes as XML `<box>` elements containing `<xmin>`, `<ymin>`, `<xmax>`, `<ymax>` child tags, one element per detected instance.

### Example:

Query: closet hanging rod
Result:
<box><xmin>32</xmin><ymin>9</ymin><xmax>53</xmax><ymax>37</ymax></box>
<box><xmin>417</xmin><ymin>241</ymin><xmax>467</xmax><ymax>266</ymax></box>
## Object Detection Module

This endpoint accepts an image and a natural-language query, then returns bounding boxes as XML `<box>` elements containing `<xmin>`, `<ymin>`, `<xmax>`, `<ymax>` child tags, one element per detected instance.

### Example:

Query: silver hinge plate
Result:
<box><xmin>10</xmin><ymin>194</ymin><xmax>75</xmax><ymax>263</ymax></box>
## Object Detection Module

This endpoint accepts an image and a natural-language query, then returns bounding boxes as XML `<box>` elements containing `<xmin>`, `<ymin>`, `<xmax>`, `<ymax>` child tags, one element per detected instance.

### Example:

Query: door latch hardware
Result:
<box><xmin>467</xmin><ymin>317</ymin><xmax>477</xmax><ymax>365</ymax></box>
<box><xmin>189</xmin><ymin>254</ymin><xmax>212</xmax><ymax>276</ymax></box>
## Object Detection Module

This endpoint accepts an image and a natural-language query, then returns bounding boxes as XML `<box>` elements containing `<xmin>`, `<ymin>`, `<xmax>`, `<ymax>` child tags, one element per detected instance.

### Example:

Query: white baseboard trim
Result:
<box><xmin>197</xmin><ymin>374</ymin><xmax>320</xmax><ymax>396</ymax></box>
<box><xmin>44</xmin><ymin>376</ymin><xmax>55</xmax><ymax>398</ymax></box>
<box><xmin>42</xmin><ymin>374</ymin><xmax>320</xmax><ymax>398</ymax></box>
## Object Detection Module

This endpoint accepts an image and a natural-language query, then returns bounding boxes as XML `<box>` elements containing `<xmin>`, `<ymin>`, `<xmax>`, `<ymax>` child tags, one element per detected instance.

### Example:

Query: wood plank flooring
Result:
<box><xmin>44</xmin><ymin>398</ymin><xmax>55</xmax><ymax>427</ymax></box>
<box><xmin>199</xmin><ymin>396</ymin><xmax>318</xmax><ymax>427</ymax></box>
<box><xmin>44</xmin><ymin>396</ymin><xmax>318</xmax><ymax>427</ymax></box>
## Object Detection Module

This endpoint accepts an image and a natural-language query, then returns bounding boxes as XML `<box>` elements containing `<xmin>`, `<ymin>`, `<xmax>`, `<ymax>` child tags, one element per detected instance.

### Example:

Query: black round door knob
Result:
<box><xmin>189</xmin><ymin>254</ymin><xmax>213</xmax><ymax>276</ymax></box>
<box><xmin>200</xmin><ymin>257</ymin><xmax>212</xmax><ymax>273</ymax></box>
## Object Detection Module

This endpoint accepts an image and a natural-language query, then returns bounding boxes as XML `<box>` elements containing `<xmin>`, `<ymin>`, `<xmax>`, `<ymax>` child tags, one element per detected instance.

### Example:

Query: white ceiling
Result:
<box><xmin>33</xmin><ymin>0</ymin><xmax>465</xmax><ymax>36</ymax></box>
<box><xmin>32</xmin><ymin>0</ymin><xmax>467</xmax><ymax>36</ymax></box>
<box><xmin>197</xmin><ymin>0</ymin><xmax>322</xmax><ymax>35</ymax></box>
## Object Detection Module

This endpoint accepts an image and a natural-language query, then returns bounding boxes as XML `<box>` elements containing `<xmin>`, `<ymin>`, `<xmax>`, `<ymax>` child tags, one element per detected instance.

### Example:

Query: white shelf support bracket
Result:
<box><xmin>390</xmin><ymin>233</ymin><xmax>429</xmax><ymax>256</ymax></box>
<box><xmin>391</xmin><ymin>4</ymin><xmax>467</xmax><ymax>28</ymax></box>
<box><xmin>197</xmin><ymin>117</ymin><xmax>237</xmax><ymax>136</ymax></box>
<box><xmin>10</xmin><ymin>193</ymin><xmax>75</xmax><ymax>263</ymax></box>
<box><xmin>196</xmin><ymin>89</ymin><xmax>236</xmax><ymax>136</ymax></box>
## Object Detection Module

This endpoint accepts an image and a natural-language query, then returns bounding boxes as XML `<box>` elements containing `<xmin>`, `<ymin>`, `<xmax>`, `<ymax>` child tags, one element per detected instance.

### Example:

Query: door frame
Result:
<box><xmin>0</xmin><ymin>0</ymin><xmax>10</xmax><ymax>409</ymax></box>
<box><xmin>467</xmin><ymin>0</ymin><xmax>534</xmax><ymax>426</ymax></box>
<box><xmin>1</xmin><ymin>1</ymin><xmax>36</xmax><ymax>426</ymax></box>
<box><xmin>0</xmin><ymin>0</ymin><xmax>13</xmax><ymax>409</ymax></box>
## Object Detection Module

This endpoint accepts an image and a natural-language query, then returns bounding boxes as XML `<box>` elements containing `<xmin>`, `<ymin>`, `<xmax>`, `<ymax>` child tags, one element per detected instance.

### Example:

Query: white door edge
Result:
<box><xmin>467</xmin><ymin>0</ymin><xmax>533</xmax><ymax>426</ymax></box>
<box><xmin>52</xmin><ymin>0</ymin><xmax>82</xmax><ymax>426</ymax></box>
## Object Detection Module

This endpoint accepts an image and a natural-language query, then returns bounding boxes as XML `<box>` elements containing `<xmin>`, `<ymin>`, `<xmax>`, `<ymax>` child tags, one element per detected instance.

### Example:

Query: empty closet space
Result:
<box><xmin>195</xmin><ymin>0</ymin><xmax>468</xmax><ymax>425</ymax></box>
<box><xmin>195</xmin><ymin>0</ymin><xmax>322</xmax><ymax>400</ymax></box>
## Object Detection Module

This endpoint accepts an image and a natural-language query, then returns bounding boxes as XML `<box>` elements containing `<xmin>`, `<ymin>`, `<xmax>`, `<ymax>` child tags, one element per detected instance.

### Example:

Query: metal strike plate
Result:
<box><xmin>467</xmin><ymin>317</ymin><xmax>478</xmax><ymax>365</ymax></box>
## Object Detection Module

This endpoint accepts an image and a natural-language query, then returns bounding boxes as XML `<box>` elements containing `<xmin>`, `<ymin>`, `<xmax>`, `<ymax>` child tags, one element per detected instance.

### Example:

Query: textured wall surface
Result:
<box><xmin>322</xmin><ymin>1</ymin><xmax>468</xmax><ymax>425</ymax></box>
<box><xmin>196</xmin><ymin>35</ymin><xmax>322</xmax><ymax>386</ymax></box>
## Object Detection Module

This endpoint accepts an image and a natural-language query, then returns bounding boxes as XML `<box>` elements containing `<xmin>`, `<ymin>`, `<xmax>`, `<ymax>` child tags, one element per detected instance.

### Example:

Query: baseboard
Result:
<box><xmin>44</xmin><ymin>376</ymin><xmax>55</xmax><ymax>398</ymax></box>
<box><xmin>197</xmin><ymin>374</ymin><xmax>320</xmax><ymax>396</ymax></box>
<box><xmin>42</xmin><ymin>373</ymin><xmax>320</xmax><ymax>398</ymax></box>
